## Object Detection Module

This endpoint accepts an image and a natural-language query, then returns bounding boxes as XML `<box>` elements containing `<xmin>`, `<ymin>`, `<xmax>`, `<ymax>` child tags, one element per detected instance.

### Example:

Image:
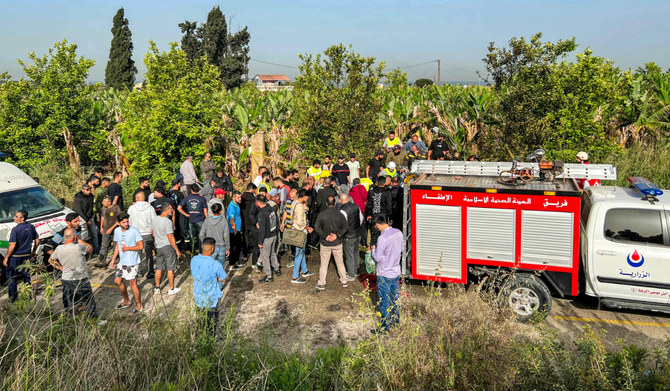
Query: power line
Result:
<box><xmin>249</xmin><ymin>58</ymin><xmax>299</xmax><ymax>69</ymax></box>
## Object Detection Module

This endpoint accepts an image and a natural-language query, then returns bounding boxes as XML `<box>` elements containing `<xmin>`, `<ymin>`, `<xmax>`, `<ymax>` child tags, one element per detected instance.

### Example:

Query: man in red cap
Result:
<box><xmin>208</xmin><ymin>188</ymin><xmax>227</xmax><ymax>211</ymax></box>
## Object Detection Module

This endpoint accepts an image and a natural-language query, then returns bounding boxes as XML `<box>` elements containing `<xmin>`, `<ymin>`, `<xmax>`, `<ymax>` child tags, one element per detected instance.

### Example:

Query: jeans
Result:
<box><xmin>190</xmin><ymin>221</ymin><xmax>204</xmax><ymax>254</ymax></box>
<box><xmin>377</xmin><ymin>275</ymin><xmax>400</xmax><ymax>331</ymax></box>
<box><xmin>197</xmin><ymin>306</ymin><xmax>219</xmax><ymax>337</ymax></box>
<box><xmin>62</xmin><ymin>278</ymin><xmax>98</xmax><ymax>318</ymax></box>
<box><xmin>212</xmin><ymin>245</ymin><xmax>227</xmax><ymax>269</ymax></box>
<box><xmin>292</xmin><ymin>239</ymin><xmax>308</xmax><ymax>279</ymax></box>
<box><xmin>140</xmin><ymin>234</ymin><xmax>155</xmax><ymax>276</ymax></box>
<box><xmin>229</xmin><ymin>231</ymin><xmax>243</xmax><ymax>266</ymax></box>
<box><xmin>260</xmin><ymin>236</ymin><xmax>280</xmax><ymax>277</ymax></box>
<box><xmin>88</xmin><ymin>219</ymin><xmax>100</xmax><ymax>255</ymax></box>
<box><xmin>343</xmin><ymin>236</ymin><xmax>360</xmax><ymax>278</ymax></box>
<box><xmin>6</xmin><ymin>256</ymin><xmax>30</xmax><ymax>302</ymax></box>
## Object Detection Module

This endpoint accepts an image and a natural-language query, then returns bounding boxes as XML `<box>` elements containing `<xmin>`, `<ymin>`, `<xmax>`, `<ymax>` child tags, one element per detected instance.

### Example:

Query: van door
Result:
<box><xmin>591</xmin><ymin>206</ymin><xmax>670</xmax><ymax>303</ymax></box>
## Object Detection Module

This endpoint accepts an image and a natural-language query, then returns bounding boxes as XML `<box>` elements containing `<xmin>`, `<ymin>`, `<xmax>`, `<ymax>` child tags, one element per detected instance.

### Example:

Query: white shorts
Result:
<box><xmin>115</xmin><ymin>264</ymin><xmax>139</xmax><ymax>281</ymax></box>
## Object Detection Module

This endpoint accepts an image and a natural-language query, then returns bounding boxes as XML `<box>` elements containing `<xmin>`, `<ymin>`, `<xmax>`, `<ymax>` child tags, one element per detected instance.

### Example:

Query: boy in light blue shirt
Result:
<box><xmin>109</xmin><ymin>212</ymin><xmax>144</xmax><ymax>314</ymax></box>
<box><xmin>191</xmin><ymin>237</ymin><xmax>227</xmax><ymax>336</ymax></box>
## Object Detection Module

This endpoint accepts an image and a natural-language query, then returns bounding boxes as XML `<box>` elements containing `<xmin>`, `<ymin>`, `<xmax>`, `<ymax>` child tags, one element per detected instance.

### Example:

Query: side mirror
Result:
<box><xmin>59</xmin><ymin>198</ymin><xmax>66</xmax><ymax>205</ymax></box>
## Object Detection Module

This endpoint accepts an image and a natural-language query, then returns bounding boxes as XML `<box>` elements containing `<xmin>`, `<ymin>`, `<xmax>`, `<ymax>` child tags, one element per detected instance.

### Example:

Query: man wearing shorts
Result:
<box><xmin>109</xmin><ymin>212</ymin><xmax>144</xmax><ymax>314</ymax></box>
<box><xmin>152</xmin><ymin>203</ymin><xmax>182</xmax><ymax>296</ymax></box>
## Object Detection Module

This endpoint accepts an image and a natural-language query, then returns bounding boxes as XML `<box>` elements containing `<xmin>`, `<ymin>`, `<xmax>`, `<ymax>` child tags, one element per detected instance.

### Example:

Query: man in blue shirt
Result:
<box><xmin>177</xmin><ymin>184</ymin><xmax>209</xmax><ymax>255</ymax></box>
<box><xmin>227</xmin><ymin>191</ymin><xmax>244</xmax><ymax>270</ymax></box>
<box><xmin>3</xmin><ymin>210</ymin><xmax>39</xmax><ymax>302</ymax></box>
<box><xmin>402</xmin><ymin>133</ymin><xmax>427</xmax><ymax>154</ymax></box>
<box><xmin>109</xmin><ymin>212</ymin><xmax>144</xmax><ymax>314</ymax></box>
<box><xmin>191</xmin><ymin>237</ymin><xmax>227</xmax><ymax>336</ymax></box>
<box><xmin>370</xmin><ymin>214</ymin><xmax>405</xmax><ymax>334</ymax></box>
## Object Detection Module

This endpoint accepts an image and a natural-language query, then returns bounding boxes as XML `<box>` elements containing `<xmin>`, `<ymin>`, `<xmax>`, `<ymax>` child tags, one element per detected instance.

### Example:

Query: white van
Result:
<box><xmin>0</xmin><ymin>162</ymin><xmax>88</xmax><ymax>268</ymax></box>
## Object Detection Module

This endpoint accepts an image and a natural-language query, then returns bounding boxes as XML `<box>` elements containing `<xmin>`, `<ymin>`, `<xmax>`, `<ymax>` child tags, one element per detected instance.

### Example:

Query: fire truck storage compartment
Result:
<box><xmin>409</xmin><ymin>174</ymin><xmax>581</xmax><ymax>289</ymax></box>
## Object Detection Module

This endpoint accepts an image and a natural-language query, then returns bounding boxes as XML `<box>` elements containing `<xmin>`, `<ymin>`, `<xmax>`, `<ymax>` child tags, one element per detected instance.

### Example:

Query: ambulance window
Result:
<box><xmin>604</xmin><ymin>209</ymin><xmax>664</xmax><ymax>245</ymax></box>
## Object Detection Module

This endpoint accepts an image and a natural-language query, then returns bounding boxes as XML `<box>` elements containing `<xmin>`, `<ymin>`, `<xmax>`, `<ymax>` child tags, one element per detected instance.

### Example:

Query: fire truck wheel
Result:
<box><xmin>499</xmin><ymin>273</ymin><xmax>552</xmax><ymax>323</ymax></box>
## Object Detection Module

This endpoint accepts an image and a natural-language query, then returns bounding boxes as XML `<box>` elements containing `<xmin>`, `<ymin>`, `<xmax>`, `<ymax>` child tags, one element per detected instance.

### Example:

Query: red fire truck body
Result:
<box><xmin>406</xmin><ymin>174</ymin><xmax>582</xmax><ymax>298</ymax></box>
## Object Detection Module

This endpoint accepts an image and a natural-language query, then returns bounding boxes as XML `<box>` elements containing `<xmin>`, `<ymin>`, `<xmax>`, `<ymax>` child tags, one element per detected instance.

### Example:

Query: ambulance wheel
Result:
<box><xmin>499</xmin><ymin>274</ymin><xmax>552</xmax><ymax>323</ymax></box>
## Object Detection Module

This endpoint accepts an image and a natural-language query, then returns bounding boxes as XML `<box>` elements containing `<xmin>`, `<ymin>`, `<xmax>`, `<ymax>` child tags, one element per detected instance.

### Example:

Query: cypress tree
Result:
<box><xmin>200</xmin><ymin>6</ymin><xmax>228</xmax><ymax>70</ymax></box>
<box><xmin>178</xmin><ymin>21</ymin><xmax>200</xmax><ymax>64</ymax></box>
<box><xmin>104</xmin><ymin>8</ymin><xmax>137</xmax><ymax>90</ymax></box>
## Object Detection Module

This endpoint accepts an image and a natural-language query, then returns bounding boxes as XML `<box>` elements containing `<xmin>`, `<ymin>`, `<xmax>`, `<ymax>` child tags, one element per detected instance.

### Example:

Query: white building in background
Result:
<box><xmin>252</xmin><ymin>74</ymin><xmax>293</xmax><ymax>91</ymax></box>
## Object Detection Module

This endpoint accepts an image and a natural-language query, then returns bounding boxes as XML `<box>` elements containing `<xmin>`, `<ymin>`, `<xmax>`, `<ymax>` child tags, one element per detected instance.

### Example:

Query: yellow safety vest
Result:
<box><xmin>383</xmin><ymin>168</ymin><xmax>397</xmax><ymax>177</ymax></box>
<box><xmin>307</xmin><ymin>167</ymin><xmax>323</xmax><ymax>180</ymax></box>
<box><xmin>360</xmin><ymin>178</ymin><xmax>373</xmax><ymax>192</ymax></box>
<box><xmin>257</xmin><ymin>181</ymin><xmax>270</xmax><ymax>194</ymax></box>
<box><xmin>385</xmin><ymin>137</ymin><xmax>401</xmax><ymax>148</ymax></box>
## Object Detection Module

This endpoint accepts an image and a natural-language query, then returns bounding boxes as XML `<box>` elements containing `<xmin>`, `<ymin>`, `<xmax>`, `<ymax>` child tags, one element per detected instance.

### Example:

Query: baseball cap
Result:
<box><xmin>338</xmin><ymin>154</ymin><xmax>345</xmax><ymax>159</ymax></box>
<box><xmin>376</xmin><ymin>149</ymin><xmax>384</xmax><ymax>156</ymax></box>
<box><xmin>171</xmin><ymin>177</ymin><xmax>183</xmax><ymax>186</ymax></box>
<box><xmin>393</xmin><ymin>144</ymin><xmax>401</xmax><ymax>150</ymax></box>
<box><xmin>269</xmin><ymin>189</ymin><xmax>279</xmax><ymax>197</ymax></box>
<box><xmin>214</xmin><ymin>188</ymin><xmax>226</xmax><ymax>195</ymax></box>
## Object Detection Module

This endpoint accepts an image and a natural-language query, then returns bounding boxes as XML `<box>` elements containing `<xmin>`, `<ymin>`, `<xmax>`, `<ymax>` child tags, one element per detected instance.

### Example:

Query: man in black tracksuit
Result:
<box><xmin>388</xmin><ymin>177</ymin><xmax>404</xmax><ymax>230</ymax></box>
<box><xmin>256</xmin><ymin>194</ymin><xmax>280</xmax><ymax>282</ymax></box>
<box><xmin>72</xmin><ymin>184</ymin><xmax>98</xmax><ymax>256</ymax></box>
<box><xmin>365</xmin><ymin>176</ymin><xmax>392</xmax><ymax>247</ymax></box>
<box><xmin>240</xmin><ymin>183</ymin><xmax>258</xmax><ymax>265</ymax></box>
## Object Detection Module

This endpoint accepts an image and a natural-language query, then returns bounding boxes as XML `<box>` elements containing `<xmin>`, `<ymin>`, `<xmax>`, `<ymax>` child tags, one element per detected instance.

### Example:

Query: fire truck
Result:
<box><xmin>401</xmin><ymin>159</ymin><xmax>670</xmax><ymax>321</ymax></box>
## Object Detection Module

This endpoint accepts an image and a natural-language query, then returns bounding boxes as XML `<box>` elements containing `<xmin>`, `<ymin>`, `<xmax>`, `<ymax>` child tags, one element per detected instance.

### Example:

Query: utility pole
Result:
<box><xmin>244</xmin><ymin>55</ymin><xmax>249</xmax><ymax>82</ymax></box>
<box><xmin>437</xmin><ymin>59</ymin><xmax>441</xmax><ymax>86</ymax></box>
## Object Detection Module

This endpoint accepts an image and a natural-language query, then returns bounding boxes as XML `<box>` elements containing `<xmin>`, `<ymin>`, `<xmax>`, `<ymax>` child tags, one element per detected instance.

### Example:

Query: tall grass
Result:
<box><xmin>3</xmin><ymin>282</ymin><xmax>670</xmax><ymax>390</ymax></box>
<box><xmin>608</xmin><ymin>143</ymin><xmax>670</xmax><ymax>188</ymax></box>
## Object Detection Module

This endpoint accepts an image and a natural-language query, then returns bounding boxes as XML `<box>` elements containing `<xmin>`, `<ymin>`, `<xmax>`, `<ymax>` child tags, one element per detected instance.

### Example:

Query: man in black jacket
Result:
<box><xmin>388</xmin><ymin>177</ymin><xmax>404</xmax><ymax>230</ymax></box>
<box><xmin>211</xmin><ymin>169</ymin><xmax>234</xmax><ymax>192</ymax></box>
<box><xmin>315</xmin><ymin>197</ymin><xmax>349</xmax><ymax>290</ymax></box>
<box><xmin>133</xmin><ymin>176</ymin><xmax>151</xmax><ymax>202</ymax></box>
<box><xmin>365</xmin><ymin>176</ymin><xmax>393</xmax><ymax>247</ymax></box>
<box><xmin>339</xmin><ymin>193</ymin><xmax>363</xmax><ymax>280</ymax></box>
<box><xmin>240</xmin><ymin>183</ymin><xmax>257</xmax><ymax>267</ymax></box>
<box><xmin>72</xmin><ymin>184</ymin><xmax>99</xmax><ymax>256</ymax></box>
<box><xmin>316</xmin><ymin>177</ymin><xmax>338</xmax><ymax>213</ymax></box>
<box><xmin>256</xmin><ymin>193</ymin><xmax>280</xmax><ymax>283</ymax></box>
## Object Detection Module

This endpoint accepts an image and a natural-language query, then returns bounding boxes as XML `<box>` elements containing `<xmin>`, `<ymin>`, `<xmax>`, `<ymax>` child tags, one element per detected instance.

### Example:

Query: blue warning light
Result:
<box><xmin>628</xmin><ymin>177</ymin><xmax>664</xmax><ymax>197</ymax></box>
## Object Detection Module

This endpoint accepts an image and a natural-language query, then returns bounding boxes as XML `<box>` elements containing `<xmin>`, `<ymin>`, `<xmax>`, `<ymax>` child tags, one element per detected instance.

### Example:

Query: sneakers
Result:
<box><xmin>167</xmin><ymin>287</ymin><xmax>181</xmax><ymax>295</ymax></box>
<box><xmin>291</xmin><ymin>277</ymin><xmax>307</xmax><ymax>284</ymax></box>
<box><xmin>302</xmin><ymin>270</ymin><xmax>314</xmax><ymax>277</ymax></box>
<box><xmin>252</xmin><ymin>264</ymin><xmax>263</xmax><ymax>273</ymax></box>
<box><xmin>259</xmin><ymin>275</ymin><xmax>274</xmax><ymax>283</ymax></box>
<box><xmin>346</xmin><ymin>275</ymin><xmax>356</xmax><ymax>282</ymax></box>
<box><xmin>232</xmin><ymin>263</ymin><xmax>246</xmax><ymax>270</ymax></box>
<box><xmin>132</xmin><ymin>308</ymin><xmax>144</xmax><ymax>315</ymax></box>
<box><xmin>316</xmin><ymin>284</ymin><xmax>326</xmax><ymax>291</ymax></box>
<box><xmin>153</xmin><ymin>287</ymin><xmax>161</xmax><ymax>295</ymax></box>
<box><xmin>274</xmin><ymin>268</ymin><xmax>282</xmax><ymax>277</ymax></box>
<box><xmin>287</xmin><ymin>261</ymin><xmax>295</xmax><ymax>267</ymax></box>
<box><xmin>342</xmin><ymin>283</ymin><xmax>348</xmax><ymax>288</ymax></box>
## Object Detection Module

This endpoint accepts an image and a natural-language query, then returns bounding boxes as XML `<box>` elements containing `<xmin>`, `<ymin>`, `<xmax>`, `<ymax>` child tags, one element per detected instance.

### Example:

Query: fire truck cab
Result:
<box><xmin>402</xmin><ymin>160</ymin><xmax>670</xmax><ymax>321</ymax></box>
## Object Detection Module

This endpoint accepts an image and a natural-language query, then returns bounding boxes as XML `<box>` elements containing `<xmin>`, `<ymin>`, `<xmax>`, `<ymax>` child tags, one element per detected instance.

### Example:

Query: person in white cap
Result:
<box><xmin>382</xmin><ymin>162</ymin><xmax>398</xmax><ymax>178</ymax></box>
<box><xmin>575</xmin><ymin>151</ymin><xmax>601</xmax><ymax>189</ymax></box>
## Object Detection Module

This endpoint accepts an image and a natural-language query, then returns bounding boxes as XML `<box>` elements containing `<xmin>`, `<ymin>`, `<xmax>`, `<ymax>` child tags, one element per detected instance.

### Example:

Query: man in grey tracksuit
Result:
<box><xmin>256</xmin><ymin>193</ymin><xmax>280</xmax><ymax>283</ymax></box>
<box><xmin>199</xmin><ymin>202</ymin><xmax>230</xmax><ymax>269</ymax></box>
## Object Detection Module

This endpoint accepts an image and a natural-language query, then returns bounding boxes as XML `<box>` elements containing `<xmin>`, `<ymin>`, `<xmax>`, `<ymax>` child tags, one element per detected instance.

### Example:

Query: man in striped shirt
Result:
<box><xmin>281</xmin><ymin>188</ymin><xmax>298</xmax><ymax>267</ymax></box>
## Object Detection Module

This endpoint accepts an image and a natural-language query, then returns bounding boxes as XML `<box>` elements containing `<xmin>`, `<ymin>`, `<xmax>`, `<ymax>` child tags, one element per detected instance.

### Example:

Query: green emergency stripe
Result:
<box><xmin>0</xmin><ymin>240</ymin><xmax>8</xmax><ymax>249</ymax></box>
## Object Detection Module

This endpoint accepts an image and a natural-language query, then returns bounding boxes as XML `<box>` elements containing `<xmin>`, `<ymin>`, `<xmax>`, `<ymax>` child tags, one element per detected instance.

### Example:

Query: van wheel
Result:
<box><xmin>498</xmin><ymin>273</ymin><xmax>552</xmax><ymax>323</ymax></box>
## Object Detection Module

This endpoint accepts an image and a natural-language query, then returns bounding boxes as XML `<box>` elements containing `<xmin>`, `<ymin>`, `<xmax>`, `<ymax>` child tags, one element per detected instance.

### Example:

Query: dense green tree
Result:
<box><xmin>104</xmin><ymin>8</ymin><xmax>137</xmax><ymax>90</ymax></box>
<box><xmin>120</xmin><ymin>42</ymin><xmax>225</xmax><ymax>179</ymax></box>
<box><xmin>0</xmin><ymin>40</ymin><xmax>103</xmax><ymax>170</ymax></box>
<box><xmin>178</xmin><ymin>6</ymin><xmax>250</xmax><ymax>89</ymax></box>
<box><xmin>294</xmin><ymin>44</ymin><xmax>385</xmax><ymax>162</ymax></box>
<box><xmin>414</xmin><ymin>78</ymin><xmax>434</xmax><ymax>88</ymax></box>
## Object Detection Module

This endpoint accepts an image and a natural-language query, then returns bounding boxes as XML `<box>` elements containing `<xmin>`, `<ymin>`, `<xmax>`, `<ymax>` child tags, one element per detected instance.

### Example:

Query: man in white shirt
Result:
<box><xmin>127</xmin><ymin>192</ymin><xmax>155</xmax><ymax>279</ymax></box>
<box><xmin>180</xmin><ymin>155</ymin><xmax>198</xmax><ymax>186</ymax></box>
<box><xmin>252</xmin><ymin>166</ymin><xmax>268</xmax><ymax>188</ymax></box>
<box><xmin>345</xmin><ymin>153</ymin><xmax>361</xmax><ymax>185</ymax></box>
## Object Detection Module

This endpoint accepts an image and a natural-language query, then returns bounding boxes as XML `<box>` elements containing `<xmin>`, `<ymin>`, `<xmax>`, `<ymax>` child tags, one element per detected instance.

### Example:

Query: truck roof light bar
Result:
<box><xmin>628</xmin><ymin>177</ymin><xmax>663</xmax><ymax>201</ymax></box>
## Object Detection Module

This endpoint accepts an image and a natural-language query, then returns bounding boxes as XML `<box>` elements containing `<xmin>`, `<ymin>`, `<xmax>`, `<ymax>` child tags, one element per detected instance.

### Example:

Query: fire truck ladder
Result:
<box><xmin>410</xmin><ymin>160</ymin><xmax>617</xmax><ymax>180</ymax></box>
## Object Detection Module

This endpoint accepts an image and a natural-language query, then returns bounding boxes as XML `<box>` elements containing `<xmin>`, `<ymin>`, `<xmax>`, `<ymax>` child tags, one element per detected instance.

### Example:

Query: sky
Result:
<box><xmin>1</xmin><ymin>0</ymin><xmax>669</xmax><ymax>83</ymax></box>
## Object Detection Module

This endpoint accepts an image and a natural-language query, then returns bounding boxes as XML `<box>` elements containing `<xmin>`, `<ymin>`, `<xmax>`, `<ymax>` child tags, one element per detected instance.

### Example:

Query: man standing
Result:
<box><xmin>349</xmin><ymin>178</ymin><xmax>369</xmax><ymax>246</ymax></box>
<box><xmin>256</xmin><ymin>194</ymin><xmax>280</xmax><ymax>282</ymax></box>
<box><xmin>208</xmin><ymin>188</ymin><xmax>226</xmax><ymax>211</ymax></box>
<box><xmin>316</xmin><ymin>177</ymin><xmax>338</xmax><ymax>214</ymax></box>
<box><xmin>227</xmin><ymin>191</ymin><xmax>244</xmax><ymax>270</ymax></box>
<box><xmin>191</xmin><ymin>237</ymin><xmax>227</xmax><ymax>336</ymax></box>
<box><xmin>48</xmin><ymin>228</ymin><xmax>99</xmax><ymax>318</ymax></box>
<box><xmin>200</xmin><ymin>152</ymin><xmax>217</xmax><ymax>183</ymax></box>
<box><xmin>252</xmin><ymin>166</ymin><xmax>268</xmax><ymax>188</ymax></box>
<box><xmin>382</xmin><ymin>130</ymin><xmax>403</xmax><ymax>153</ymax></box>
<box><xmin>152</xmin><ymin>203</ymin><xmax>182</xmax><ymax>295</ymax></box>
<box><xmin>386</xmin><ymin>145</ymin><xmax>409</xmax><ymax>180</ymax></box>
<box><xmin>288</xmin><ymin>169</ymin><xmax>301</xmax><ymax>190</ymax></box>
<box><xmin>370</xmin><ymin>215</ymin><xmax>405</xmax><ymax>333</ymax></box>
<box><xmin>307</xmin><ymin>160</ymin><xmax>323</xmax><ymax>181</ymax></box>
<box><xmin>132</xmin><ymin>176</ymin><xmax>151</xmax><ymax>202</ymax></box>
<box><xmin>389</xmin><ymin>177</ymin><xmax>404</xmax><ymax>230</ymax></box>
<box><xmin>180</xmin><ymin>155</ymin><xmax>198</xmax><ymax>187</ymax></box>
<box><xmin>346</xmin><ymin>153</ymin><xmax>360</xmax><ymax>184</ymax></box>
<box><xmin>365</xmin><ymin>176</ymin><xmax>393</xmax><ymax>247</ymax></box>
<box><xmin>240</xmin><ymin>183</ymin><xmax>258</xmax><ymax>266</ymax></box>
<box><xmin>339</xmin><ymin>194</ymin><xmax>363</xmax><ymax>281</ymax></box>
<box><xmin>99</xmin><ymin>196</ymin><xmax>121</xmax><ymax>267</ymax></box>
<box><xmin>428</xmin><ymin>133</ymin><xmax>450</xmax><ymax>160</ymax></box>
<box><xmin>273</xmin><ymin>176</ymin><xmax>291</xmax><ymax>213</ymax></box>
<box><xmin>331</xmin><ymin>155</ymin><xmax>351</xmax><ymax>195</ymax></box>
<box><xmin>107</xmin><ymin>171</ymin><xmax>125</xmax><ymax>210</ymax></box>
<box><xmin>128</xmin><ymin>192</ymin><xmax>155</xmax><ymax>279</ymax></box>
<box><xmin>403</xmin><ymin>134</ymin><xmax>427</xmax><ymax>154</ymax></box>
<box><xmin>211</xmin><ymin>168</ymin><xmax>233</xmax><ymax>193</ymax></box>
<box><xmin>94</xmin><ymin>177</ymin><xmax>110</xmax><ymax>220</ymax></box>
<box><xmin>73</xmin><ymin>184</ymin><xmax>99</xmax><ymax>257</ymax></box>
<box><xmin>3</xmin><ymin>210</ymin><xmax>39</xmax><ymax>302</ymax></box>
<box><xmin>322</xmin><ymin>156</ymin><xmax>334</xmax><ymax>173</ymax></box>
<box><xmin>168</xmin><ymin>177</ymin><xmax>187</xmax><ymax>250</ymax></box>
<box><xmin>177</xmin><ymin>184</ymin><xmax>209</xmax><ymax>254</ymax></box>
<box><xmin>109</xmin><ymin>212</ymin><xmax>144</xmax><ymax>314</ymax></box>
<box><xmin>314</xmin><ymin>197</ymin><xmax>349</xmax><ymax>291</ymax></box>
<box><xmin>366</xmin><ymin>150</ymin><xmax>385</xmax><ymax>179</ymax></box>
<box><xmin>199</xmin><ymin>203</ymin><xmax>230</xmax><ymax>270</ymax></box>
